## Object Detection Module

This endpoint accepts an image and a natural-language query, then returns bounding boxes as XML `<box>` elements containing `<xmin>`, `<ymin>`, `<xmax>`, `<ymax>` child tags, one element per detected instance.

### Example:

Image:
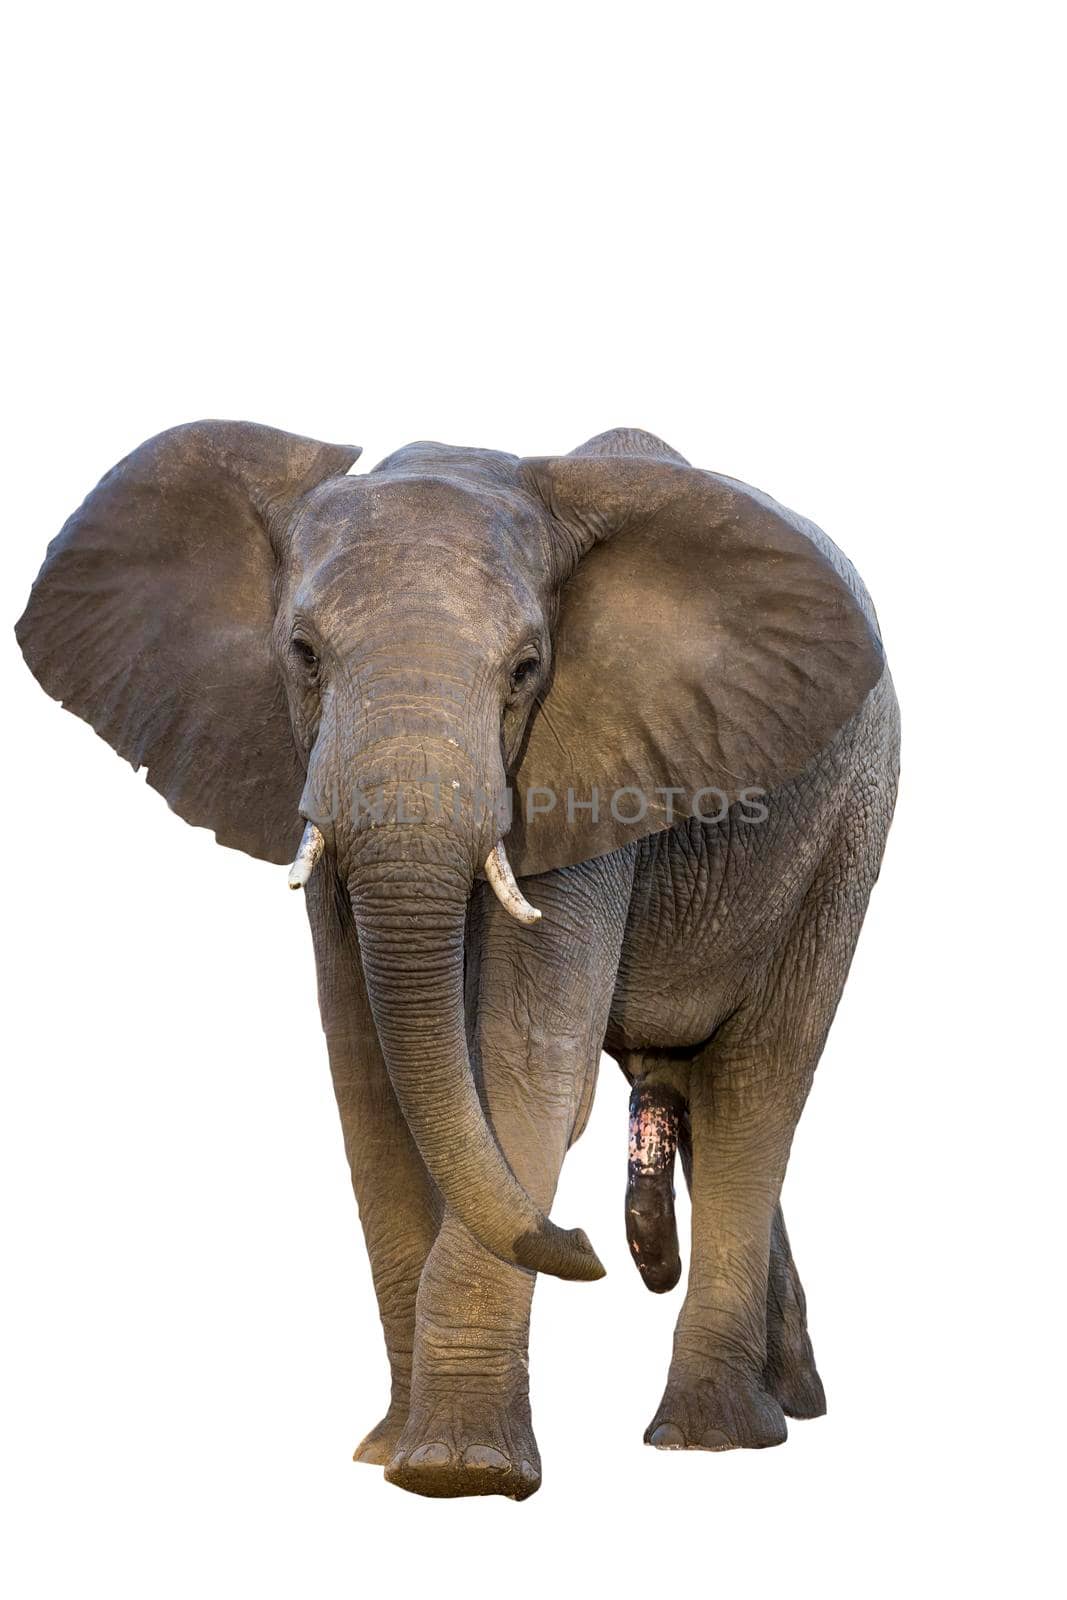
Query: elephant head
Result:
<box><xmin>16</xmin><ymin>421</ymin><xmax>882</xmax><ymax>1282</ymax></box>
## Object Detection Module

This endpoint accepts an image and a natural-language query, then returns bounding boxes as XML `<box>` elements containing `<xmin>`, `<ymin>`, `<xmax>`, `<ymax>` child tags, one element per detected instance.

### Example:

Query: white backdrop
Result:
<box><xmin>3</xmin><ymin>4</ymin><xmax>1062</xmax><ymax>1596</ymax></box>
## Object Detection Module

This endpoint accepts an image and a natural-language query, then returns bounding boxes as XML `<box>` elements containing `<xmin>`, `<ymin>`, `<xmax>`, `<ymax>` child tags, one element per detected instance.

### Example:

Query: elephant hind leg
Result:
<box><xmin>764</xmin><ymin>1204</ymin><xmax>826</xmax><ymax>1419</ymax></box>
<box><xmin>616</xmin><ymin>1052</ymin><xmax>823</xmax><ymax>1415</ymax></box>
<box><xmin>647</xmin><ymin>807</ymin><xmax>880</xmax><ymax>1454</ymax></box>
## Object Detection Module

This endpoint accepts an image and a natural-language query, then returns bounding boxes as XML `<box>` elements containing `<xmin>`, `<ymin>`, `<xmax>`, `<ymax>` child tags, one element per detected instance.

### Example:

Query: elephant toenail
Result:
<box><xmin>408</xmin><ymin>1442</ymin><xmax>451</xmax><ymax>1467</ymax></box>
<box><xmin>698</xmin><ymin>1429</ymin><xmax>733</xmax><ymax>1450</ymax></box>
<box><xmin>462</xmin><ymin>1445</ymin><xmax>509</xmax><ymax>1470</ymax></box>
<box><xmin>649</xmin><ymin>1423</ymin><xmax>686</xmax><ymax>1449</ymax></box>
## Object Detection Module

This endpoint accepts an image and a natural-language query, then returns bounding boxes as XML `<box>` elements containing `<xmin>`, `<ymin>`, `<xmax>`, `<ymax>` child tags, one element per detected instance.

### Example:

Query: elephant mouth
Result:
<box><xmin>289</xmin><ymin>819</ymin><xmax>542</xmax><ymax>926</ymax></box>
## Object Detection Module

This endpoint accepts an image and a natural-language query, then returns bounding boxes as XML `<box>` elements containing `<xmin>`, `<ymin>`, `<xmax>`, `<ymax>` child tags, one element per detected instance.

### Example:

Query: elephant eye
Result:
<box><xmin>291</xmin><ymin>637</ymin><xmax>320</xmax><ymax>675</ymax></box>
<box><xmin>508</xmin><ymin>653</ymin><xmax>540</xmax><ymax>694</ymax></box>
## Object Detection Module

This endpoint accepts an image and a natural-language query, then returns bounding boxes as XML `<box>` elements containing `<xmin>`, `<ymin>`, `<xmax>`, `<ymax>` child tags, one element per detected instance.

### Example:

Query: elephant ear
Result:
<box><xmin>509</xmin><ymin>433</ymin><xmax>884</xmax><ymax>876</ymax></box>
<box><xmin>16</xmin><ymin>420</ymin><xmax>360</xmax><ymax>863</ymax></box>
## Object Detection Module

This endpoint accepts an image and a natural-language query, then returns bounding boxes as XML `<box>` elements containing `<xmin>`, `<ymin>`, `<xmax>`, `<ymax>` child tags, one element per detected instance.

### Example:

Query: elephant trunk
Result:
<box><xmin>331</xmin><ymin>731</ymin><xmax>602</xmax><ymax>1284</ymax></box>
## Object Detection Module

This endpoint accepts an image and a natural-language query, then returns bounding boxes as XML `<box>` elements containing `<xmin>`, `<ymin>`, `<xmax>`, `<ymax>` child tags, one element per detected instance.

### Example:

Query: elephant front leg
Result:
<box><xmin>305</xmin><ymin>873</ymin><xmax>441</xmax><ymax>1465</ymax></box>
<box><xmin>334</xmin><ymin>1043</ymin><xmax>441</xmax><ymax>1466</ymax></box>
<box><xmin>384</xmin><ymin>1212</ymin><xmax>547</xmax><ymax>1500</ymax></box>
<box><xmin>386</xmin><ymin>852</ymin><xmax>634</xmax><ymax>1499</ymax></box>
<box><xmin>384</xmin><ymin>1032</ymin><xmax>588</xmax><ymax>1500</ymax></box>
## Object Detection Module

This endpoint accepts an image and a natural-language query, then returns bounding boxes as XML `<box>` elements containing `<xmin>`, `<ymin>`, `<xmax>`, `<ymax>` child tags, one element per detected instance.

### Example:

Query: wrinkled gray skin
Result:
<box><xmin>16</xmin><ymin>423</ymin><xmax>899</xmax><ymax>1500</ymax></box>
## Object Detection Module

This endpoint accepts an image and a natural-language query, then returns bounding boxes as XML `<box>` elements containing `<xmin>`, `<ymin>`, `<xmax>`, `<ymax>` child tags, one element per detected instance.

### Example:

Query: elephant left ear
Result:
<box><xmin>16</xmin><ymin>421</ymin><xmax>360</xmax><ymax>864</ymax></box>
<box><xmin>509</xmin><ymin>449</ymin><xmax>885</xmax><ymax>876</ymax></box>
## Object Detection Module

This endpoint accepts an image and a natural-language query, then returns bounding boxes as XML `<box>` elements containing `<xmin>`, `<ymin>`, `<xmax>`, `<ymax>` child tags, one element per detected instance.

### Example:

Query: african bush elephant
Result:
<box><xmin>16</xmin><ymin>422</ymin><xmax>899</xmax><ymax>1499</ymax></box>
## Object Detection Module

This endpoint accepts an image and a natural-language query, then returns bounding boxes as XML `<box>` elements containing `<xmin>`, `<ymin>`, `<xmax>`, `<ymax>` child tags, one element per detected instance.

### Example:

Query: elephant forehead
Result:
<box><xmin>285</xmin><ymin>476</ymin><xmax>549</xmax><ymax>625</ymax></box>
<box><xmin>298</xmin><ymin>471</ymin><xmax>533</xmax><ymax>544</ymax></box>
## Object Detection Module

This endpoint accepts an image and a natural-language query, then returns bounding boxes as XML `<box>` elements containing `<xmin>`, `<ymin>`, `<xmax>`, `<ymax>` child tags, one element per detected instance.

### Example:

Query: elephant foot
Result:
<box><xmin>353</xmin><ymin>1400</ymin><xmax>409</xmax><ymax>1466</ymax></box>
<box><xmin>385</xmin><ymin>1393</ymin><xmax>541</xmax><ymax>1500</ymax></box>
<box><xmin>764</xmin><ymin>1334</ymin><xmax>826</xmax><ymax>1420</ymax></box>
<box><xmin>645</xmin><ymin>1359</ymin><xmax>787</xmax><ymax>1451</ymax></box>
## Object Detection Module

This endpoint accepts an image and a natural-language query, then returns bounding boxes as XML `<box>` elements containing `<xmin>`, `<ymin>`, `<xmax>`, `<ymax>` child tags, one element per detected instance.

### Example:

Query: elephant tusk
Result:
<box><xmin>483</xmin><ymin>841</ymin><xmax>542</xmax><ymax>926</ymax></box>
<box><xmin>288</xmin><ymin>821</ymin><xmax>326</xmax><ymax>889</ymax></box>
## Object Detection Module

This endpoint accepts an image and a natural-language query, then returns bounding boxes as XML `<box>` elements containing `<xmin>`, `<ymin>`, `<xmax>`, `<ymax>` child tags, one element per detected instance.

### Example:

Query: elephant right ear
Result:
<box><xmin>509</xmin><ymin>441</ymin><xmax>885</xmax><ymax>876</ymax></box>
<box><xmin>16</xmin><ymin>421</ymin><xmax>360</xmax><ymax>863</ymax></box>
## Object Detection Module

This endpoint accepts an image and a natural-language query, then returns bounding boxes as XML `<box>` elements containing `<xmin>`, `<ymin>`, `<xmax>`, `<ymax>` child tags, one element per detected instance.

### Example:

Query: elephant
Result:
<box><xmin>16</xmin><ymin>420</ymin><xmax>899</xmax><ymax>1500</ymax></box>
